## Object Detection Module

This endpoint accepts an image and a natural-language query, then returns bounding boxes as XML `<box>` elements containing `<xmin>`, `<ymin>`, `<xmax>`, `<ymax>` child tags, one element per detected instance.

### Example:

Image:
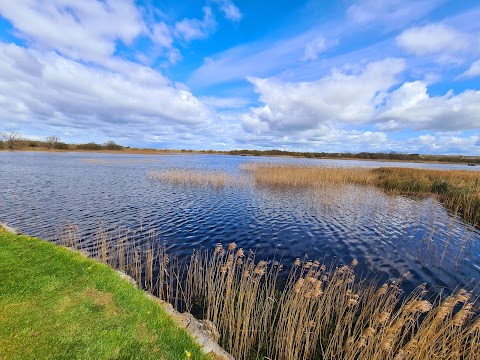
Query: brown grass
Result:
<box><xmin>148</xmin><ymin>169</ymin><xmax>247</xmax><ymax>188</ymax></box>
<box><xmin>56</xmin><ymin>226</ymin><xmax>479</xmax><ymax>360</ymax></box>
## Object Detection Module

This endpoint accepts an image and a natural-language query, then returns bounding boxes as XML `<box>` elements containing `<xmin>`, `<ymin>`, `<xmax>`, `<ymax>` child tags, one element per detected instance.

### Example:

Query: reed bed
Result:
<box><xmin>56</xmin><ymin>226</ymin><xmax>479</xmax><ymax>360</ymax></box>
<box><xmin>241</xmin><ymin>163</ymin><xmax>374</xmax><ymax>187</ymax></box>
<box><xmin>148</xmin><ymin>169</ymin><xmax>239</xmax><ymax>188</ymax></box>
<box><xmin>242</xmin><ymin>163</ymin><xmax>480</xmax><ymax>226</ymax></box>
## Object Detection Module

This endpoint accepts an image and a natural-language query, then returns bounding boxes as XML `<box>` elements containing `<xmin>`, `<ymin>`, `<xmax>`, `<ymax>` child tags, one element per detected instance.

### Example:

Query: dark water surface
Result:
<box><xmin>1</xmin><ymin>151</ymin><xmax>479</xmax><ymax>293</ymax></box>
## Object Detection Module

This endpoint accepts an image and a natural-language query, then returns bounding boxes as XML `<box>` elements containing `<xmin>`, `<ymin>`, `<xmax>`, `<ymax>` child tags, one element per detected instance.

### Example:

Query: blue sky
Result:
<box><xmin>0</xmin><ymin>0</ymin><xmax>479</xmax><ymax>154</ymax></box>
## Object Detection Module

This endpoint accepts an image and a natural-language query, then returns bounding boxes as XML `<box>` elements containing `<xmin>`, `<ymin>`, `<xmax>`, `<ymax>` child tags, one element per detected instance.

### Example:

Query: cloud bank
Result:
<box><xmin>0</xmin><ymin>0</ymin><xmax>479</xmax><ymax>154</ymax></box>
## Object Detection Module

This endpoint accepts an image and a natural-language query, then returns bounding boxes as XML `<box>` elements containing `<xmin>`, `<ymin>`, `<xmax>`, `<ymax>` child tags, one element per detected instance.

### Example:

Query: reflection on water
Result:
<box><xmin>0</xmin><ymin>151</ymin><xmax>479</xmax><ymax>293</ymax></box>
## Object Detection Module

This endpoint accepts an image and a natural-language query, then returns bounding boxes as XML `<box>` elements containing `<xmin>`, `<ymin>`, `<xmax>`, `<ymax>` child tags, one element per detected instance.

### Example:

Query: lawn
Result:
<box><xmin>0</xmin><ymin>227</ymin><xmax>209</xmax><ymax>360</ymax></box>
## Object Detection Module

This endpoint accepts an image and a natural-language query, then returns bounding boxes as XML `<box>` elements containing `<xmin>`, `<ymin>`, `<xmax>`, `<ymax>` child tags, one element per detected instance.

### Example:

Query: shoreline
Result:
<box><xmin>1</xmin><ymin>147</ymin><xmax>479</xmax><ymax>166</ymax></box>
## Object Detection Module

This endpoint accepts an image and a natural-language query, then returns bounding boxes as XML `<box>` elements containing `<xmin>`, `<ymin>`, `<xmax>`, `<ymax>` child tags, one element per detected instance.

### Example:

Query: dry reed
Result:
<box><xmin>185</xmin><ymin>247</ymin><xmax>479</xmax><ymax>360</ymax></box>
<box><xmin>55</xmin><ymin>226</ymin><xmax>480</xmax><ymax>360</ymax></box>
<box><xmin>148</xmin><ymin>169</ymin><xmax>238</xmax><ymax>188</ymax></box>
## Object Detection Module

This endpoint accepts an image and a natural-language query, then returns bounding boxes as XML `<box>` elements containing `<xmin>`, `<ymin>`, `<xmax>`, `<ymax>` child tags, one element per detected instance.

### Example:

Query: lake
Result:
<box><xmin>1</xmin><ymin>151</ymin><xmax>479</xmax><ymax>293</ymax></box>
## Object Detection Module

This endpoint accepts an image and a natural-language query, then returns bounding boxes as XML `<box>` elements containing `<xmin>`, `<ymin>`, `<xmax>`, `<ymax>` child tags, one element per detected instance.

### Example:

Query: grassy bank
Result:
<box><xmin>0</xmin><ymin>228</ymin><xmax>208</xmax><ymax>360</ymax></box>
<box><xmin>245</xmin><ymin>164</ymin><xmax>480</xmax><ymax>226</ymax></box>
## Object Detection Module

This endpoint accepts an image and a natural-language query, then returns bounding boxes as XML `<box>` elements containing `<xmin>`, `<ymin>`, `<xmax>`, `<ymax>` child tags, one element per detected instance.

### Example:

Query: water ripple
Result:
<box><xmin>0</xmin><ymin>152</ymin><xmax>479</xmax><ymax>293</ymax></box>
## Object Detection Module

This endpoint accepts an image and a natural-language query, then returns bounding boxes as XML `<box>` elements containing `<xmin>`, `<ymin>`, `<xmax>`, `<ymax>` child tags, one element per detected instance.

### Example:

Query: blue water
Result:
<box><xmin>1</xmin><ymin>151</ymin><xmax>479</xmax><ymax>293</ymax></box>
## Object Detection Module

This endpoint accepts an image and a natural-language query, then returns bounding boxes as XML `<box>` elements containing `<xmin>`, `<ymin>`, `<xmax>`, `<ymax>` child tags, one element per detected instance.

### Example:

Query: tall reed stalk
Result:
<box><xmin>55</xmin><ymin>225</ymin><xmax>479</xmax><ymax>359</ymax></box>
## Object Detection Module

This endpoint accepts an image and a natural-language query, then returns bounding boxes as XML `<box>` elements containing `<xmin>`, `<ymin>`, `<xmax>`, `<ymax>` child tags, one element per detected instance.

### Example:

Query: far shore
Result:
<box><xmin>1</xmin><ymin>147</ymin><xmax>479</xmax><ymax>166</ymax></box>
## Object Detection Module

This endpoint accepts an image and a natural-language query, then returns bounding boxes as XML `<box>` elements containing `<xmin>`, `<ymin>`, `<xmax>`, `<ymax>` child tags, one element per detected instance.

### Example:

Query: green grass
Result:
<box><xmin>0</xmin><ymin>228</ymin><xmax>209</xmax><ymax>360</ymax></box>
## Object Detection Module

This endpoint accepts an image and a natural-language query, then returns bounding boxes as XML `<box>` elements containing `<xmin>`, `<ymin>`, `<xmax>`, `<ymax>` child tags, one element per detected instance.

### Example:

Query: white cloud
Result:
<box><xmin>377</xmin><ymin>81</ymin><xmax>480</xmax><ymax>131</ymax></box>
<box><xmin>347</xmin><ymin>0</ymin><xmax>443</xmax><ymax>29</ymax></box>
<box><xmin>405</xmin><ymin>134</ymin><xmax>480</xmax><ymax>154</ymax></box>
<box><xmin>229</xmin><ymin>124</ymin><xmax>390</xmax><ymax>153</ymax></box>
<box><xmin>151</xmin><ymin>21</ymin><xmax>173</xmax><ymax>48</ymax></box>
<box><xmin>167</xmin><ymin>48</ymin><xmax>182</xmax><ymax>64</ymax></box>
<box><xmin>241</xmin><ymin>58</ymin><xmax>405</xmax><ymax>133</ymax></box>
<box><xmin>0</xmin><ymin>0</ymin><xmax>144</xmax><ymax>62</ymax></box>
<box><xmin>460</xmin><ymin>60</ymin><xmax>480</xmax><ymax>78</ymax></box>
<box><xmin>0</xmin><ymin>42</ymin><xmax>214</xmax><ymax>142</ymax></box>
<box><xmin>212</xmin><ymin>0</ymin><xmax>242</xmax><ymax>22</ymax></box>
<box><xmin>303</xmin><ymin>36</ymin><xmax>331</xmax><ymax>61</ymax></box>
<box><xmin>396</xmin><ymin>23</ymin><xmax>469</xmax><ymax>56</ymax></box>
<box><xmin>175</xmin><ymin>6</ymin><xmax>216</xmax><ymax>42</ymax></box>
<box><xmin>240</xmin><ymin>56</ymin><xmax>480</xmax><ymax>148</ymax></box>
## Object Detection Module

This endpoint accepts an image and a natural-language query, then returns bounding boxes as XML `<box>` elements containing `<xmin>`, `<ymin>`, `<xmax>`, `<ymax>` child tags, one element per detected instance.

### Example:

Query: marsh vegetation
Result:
<box><xmin>239</xmin><ymin>163</ymin><xmax>480</xmax><ymax>227</ymax></box>
<box><xmin>54</xmin><ymin>225</ymin><xmax>479</xmax><ymax>360</ymax></box>
<box><xmin>148</xmin><ymin>169</ymin><xmax>238</xmax><ymax>188</ymax></box>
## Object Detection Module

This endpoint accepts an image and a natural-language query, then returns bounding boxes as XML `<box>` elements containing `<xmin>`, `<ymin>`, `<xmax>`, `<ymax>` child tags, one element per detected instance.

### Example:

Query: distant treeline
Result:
<box><xmin>227</xmin><ymin>149</ymin><xmax>480</xmax><ymax>164</ymax></box>
<box><xmin>1</xmin><ymin>131</ymin><xmax>478</xmax><ymax>164</ymax></box>
<box><xmin>0</xmin><ymin>137</ymin><xmax>124</xmax><ymax>151</ymax></box>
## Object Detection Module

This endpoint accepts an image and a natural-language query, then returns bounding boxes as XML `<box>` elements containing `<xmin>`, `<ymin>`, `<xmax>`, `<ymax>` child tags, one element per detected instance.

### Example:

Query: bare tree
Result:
<box><xmin>45</xmin><ymin>135</ymin><xmax>59</xmax><ymax>149</ymax></box>
<box><xmin>0</xmin><ymin>132</ymin><xmax>21</xmax><ymax>150</ymax></box>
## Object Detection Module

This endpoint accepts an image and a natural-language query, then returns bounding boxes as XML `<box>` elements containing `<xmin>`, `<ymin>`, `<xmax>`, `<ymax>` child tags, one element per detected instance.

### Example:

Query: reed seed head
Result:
<box><xmin>214</xmin><ymin>243</ymin><xmax>223</xmax><ymax>254</ymax></box>
<box><xmin>362</xmin><ymin>327</ymin><xmax>376</xmax><ymax>338</ymax></box>
<box><xmin>294</xmin><ymin>278</ymin><xmax>305</xmax><ymax>293</ymax></box>
<box><xmin>357</xmin><ymin>337</ymin><xmax>366</xmax><ymax>348</ymax></box>
<box><xmin>347</xmin><ymin>298</ymin><xmax>359</xmax><ymax>307</ymax></box>
<box><xmin>381</xmin><ymin>336</ymin><xmax>394</xmax><ymax>352</ymax></box>
<box><xmin>455</xmin><ymin>289</ymin><xmax>470</xmax><ymax>303</ymax></box>
<box><xmin>405</xmin><ymin>300</ymin><xmax>432</xmax><ymax>314</ymax></box>
<box><xmin>376</xmin><ymin>284</ymin><xmax>388</xmax><ymax>296</ymax></box>
<box><xmin>469</xmin><ymin>317</ymin><xmax>480</xmax><ymax>332</ymax></box>
<box><xmin>452</xmin><ymin>303</ymin><xmax>473</xmax><ymax>326</ymax></box>
<box><xmin>377</xmin><ymin>311</ymin><xmax>391</xmax><ymax>325</ymax></box>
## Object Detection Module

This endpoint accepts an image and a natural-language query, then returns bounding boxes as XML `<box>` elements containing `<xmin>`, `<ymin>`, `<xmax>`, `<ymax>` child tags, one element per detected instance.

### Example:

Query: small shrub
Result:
<box><xmin>103</xmin><ymin>141</ymin><xmax>123</xmax><ymax>150</ymax></box>
<box><xmin>54</xmin><ymin>142</ymin><xmax>69</xmax><ymax>150</ymax></box>
<box><xmin>76</xmin><ymin>142</ymin><xmax>103</xmax><ymax>150</ymax></box>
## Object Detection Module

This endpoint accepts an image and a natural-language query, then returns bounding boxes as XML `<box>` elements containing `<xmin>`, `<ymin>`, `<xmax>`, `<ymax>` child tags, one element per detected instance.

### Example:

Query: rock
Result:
<box><xmin>0</xmin><ymin>222</ymin><xmax>22</xmax><ymax>235</ymax></box>
<box><xmin>183</xmin><ymin>313</ymin><xmax>233</xmax><ymax>359</ymax></box>
<box><xmin>202</xmin><ymin>320</ymin><xmax>220</xmax><ymax>343</ymax></box>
